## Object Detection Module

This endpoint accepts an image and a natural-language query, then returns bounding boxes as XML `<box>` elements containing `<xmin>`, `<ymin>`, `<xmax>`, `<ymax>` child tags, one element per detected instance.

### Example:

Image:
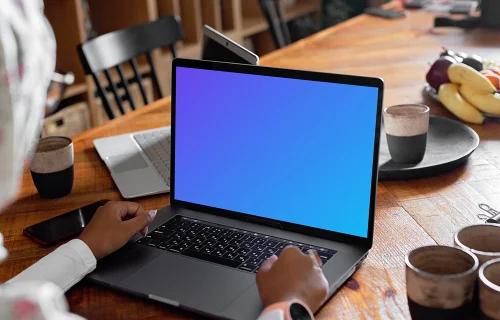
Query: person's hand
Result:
<box><xmin>78</xmin><ymin>201</ymin><xmax>156</xmax><ymax>260</ymax></box>
<box><xmin>256</xmin><ymin>246</ymin><xmax>329</xmax><ymax>313</ymax></box>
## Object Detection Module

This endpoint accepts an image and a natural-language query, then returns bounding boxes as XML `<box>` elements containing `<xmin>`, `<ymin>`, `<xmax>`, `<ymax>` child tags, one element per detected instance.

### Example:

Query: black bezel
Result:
<box><xmin>170</xmin><ymin>58</ymin><xmax>383</xmax><ymax>249</ymax></box>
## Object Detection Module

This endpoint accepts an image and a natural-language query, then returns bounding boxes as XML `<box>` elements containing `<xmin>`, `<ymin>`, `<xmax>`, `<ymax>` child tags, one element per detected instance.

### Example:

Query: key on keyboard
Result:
<box><xmin>133</xmin><ymin>128</ymin><xmax>171</xmax><ymax>186</ymax></box>
<box><xmin>136</xmin><ymin>215</ymin><xmax>338</xmax><ymax>273</ymax></box>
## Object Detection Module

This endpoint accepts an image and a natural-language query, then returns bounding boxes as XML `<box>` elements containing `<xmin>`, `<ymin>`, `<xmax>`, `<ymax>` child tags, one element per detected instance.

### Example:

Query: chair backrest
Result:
<box><xmin>78</xmin><ymin>15</ymin><xmax>183</xmax><ymax>120</ymax></box>
<box><xmin>259</xmin><ymin>0</ymin><xmax>292</xmax><ymax>49</ymax></box>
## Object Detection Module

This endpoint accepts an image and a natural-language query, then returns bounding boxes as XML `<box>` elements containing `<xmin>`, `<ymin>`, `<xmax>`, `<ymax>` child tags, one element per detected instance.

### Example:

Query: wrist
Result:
<box><xmin>262</xmin><ymin>300</ymin><xmax>314</xmax><ymax>320</ymax></box>
<box><xmin>77</xmin><ymin>235</ymin><xmax>98</xmax><ymax>259</ymax></box>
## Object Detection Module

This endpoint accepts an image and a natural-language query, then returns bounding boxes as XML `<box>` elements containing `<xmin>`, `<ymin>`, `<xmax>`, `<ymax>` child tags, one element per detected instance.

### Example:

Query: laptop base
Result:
<box><xmin>87</xmin><ymin>205</ymin><xmax>368</xmax><ymax>320</ymax></box>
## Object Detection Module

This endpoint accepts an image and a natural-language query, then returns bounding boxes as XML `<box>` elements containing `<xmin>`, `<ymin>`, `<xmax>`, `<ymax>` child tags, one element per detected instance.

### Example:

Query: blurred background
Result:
<box><xmin>43</xmin><ymin>0</ymin><xmax>385</xmax><ymax>138</ymax></box>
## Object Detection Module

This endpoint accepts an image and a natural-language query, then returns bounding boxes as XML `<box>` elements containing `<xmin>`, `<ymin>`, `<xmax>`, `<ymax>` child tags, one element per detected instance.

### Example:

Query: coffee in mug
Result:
<box><xmin>30</xmin><ymin>136</ymin><xmax>74</xmax><ymax>198</ymax></box>
<box><xmin>405</xmin><ymin>245</ymin><xmax>478</xmax><ymax>320</ymax></box>
<box><xmin>383</xmin><ymin>104</ymin><xmax>429</xmax><ymax>164</ymax></box>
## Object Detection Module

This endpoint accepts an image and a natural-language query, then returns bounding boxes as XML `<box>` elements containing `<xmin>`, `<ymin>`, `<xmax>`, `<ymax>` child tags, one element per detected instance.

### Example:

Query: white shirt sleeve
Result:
<box><xmin>6</xmin><ymin>239</ymin><xmax>285</xmax><ymax>320</ymax></box>
<box><xmin>257</xmin><ymin>309</ymin><xmax>285</xmax><ymax>320</ymax></box>
<box><xmin>7</xmin><ymin>239</ymin><xmax>96</xmax><ymax>292</ymax></box>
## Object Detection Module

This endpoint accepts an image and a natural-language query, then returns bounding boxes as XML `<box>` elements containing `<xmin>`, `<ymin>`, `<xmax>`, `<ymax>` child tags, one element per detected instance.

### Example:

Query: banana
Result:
<box><xmin>438</xmin><ymin>83</ymin><xmax>485</xmax><ymax>124</ymax></box>
<box><xmin>460</xmin><ymin>84</ymin><xmax>500</xmax><ymax>115</ymax></box>
<box><xmin>448</xmin><ymin>63</ymin><xmax>496</xmax><ymax>93</ymax></box>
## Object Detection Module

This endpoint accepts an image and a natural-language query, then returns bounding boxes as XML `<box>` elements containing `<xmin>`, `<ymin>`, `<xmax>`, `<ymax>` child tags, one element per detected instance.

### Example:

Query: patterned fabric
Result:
<box><xmin>0</xmin><ymin>0</ymin><xmax>55</xmax><ymax>210</ymax></box>
<box><xmin>0</xmin><ymin>2</ymin><xmax>71</xmax><ymax>319</ymax></box>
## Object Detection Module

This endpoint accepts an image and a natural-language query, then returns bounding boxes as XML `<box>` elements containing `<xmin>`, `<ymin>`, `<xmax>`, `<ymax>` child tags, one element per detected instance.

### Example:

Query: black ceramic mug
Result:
<box><xmin>383</xmin><ymin>104</ymin><xmax>429</xmax><ymax>164</ymax></box>
<box><xmin>30</xmin><ymin>136</ymin><xmax>74</xmax><ymax>198</ymax></box>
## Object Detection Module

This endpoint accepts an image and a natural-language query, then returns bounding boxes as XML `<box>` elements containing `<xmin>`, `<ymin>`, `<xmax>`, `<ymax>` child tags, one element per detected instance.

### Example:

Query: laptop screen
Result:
<box><xmin>174</xmin><ymin>66</ymin><xmax>379</xmax><ymax>238</ymax></box>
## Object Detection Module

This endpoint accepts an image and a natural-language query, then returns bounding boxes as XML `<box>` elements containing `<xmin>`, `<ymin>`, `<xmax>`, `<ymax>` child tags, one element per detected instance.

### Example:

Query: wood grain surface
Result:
<box><xmin>1</xmin><ymin>6</ymin><xmax>500</xmax><ymax>320</ymax></box>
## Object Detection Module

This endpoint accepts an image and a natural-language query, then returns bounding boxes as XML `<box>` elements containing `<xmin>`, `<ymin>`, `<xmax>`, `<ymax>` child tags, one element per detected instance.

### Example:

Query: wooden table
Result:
<box><xmin>2</xmin><ymin>8</ymin><xmax>500</xmax><ymax>320</ymax></box>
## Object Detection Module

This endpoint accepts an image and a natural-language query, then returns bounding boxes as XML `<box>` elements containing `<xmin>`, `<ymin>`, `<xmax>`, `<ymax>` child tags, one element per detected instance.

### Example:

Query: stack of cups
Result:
<box><xmin>405</xmin><ymin>224</ymin><xmax>500</xmax><ymax>320</ymax></box>
<box><xmin>455</xmin><ymin>224</ymin><xmax>500</xmax><ymax>319</ymax></box>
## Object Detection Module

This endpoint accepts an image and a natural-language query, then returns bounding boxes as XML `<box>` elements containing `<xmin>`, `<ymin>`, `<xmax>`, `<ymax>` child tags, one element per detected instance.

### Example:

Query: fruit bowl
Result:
<box><xmin>424</xmin><ymin>83</ymin><xmax>439</xmax><ymax>100</ymax></box>
<box><xmin>424</xmin><ymin>82</ymin><xmax>500</xmax><ymax>119</ymax></box>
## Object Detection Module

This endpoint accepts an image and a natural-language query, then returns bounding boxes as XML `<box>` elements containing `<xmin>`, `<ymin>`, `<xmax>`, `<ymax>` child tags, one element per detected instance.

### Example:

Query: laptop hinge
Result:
<box><xmin>243</xmin><ymin>215</ymin><xmax>283</xmax><ymax>230</ymax></box>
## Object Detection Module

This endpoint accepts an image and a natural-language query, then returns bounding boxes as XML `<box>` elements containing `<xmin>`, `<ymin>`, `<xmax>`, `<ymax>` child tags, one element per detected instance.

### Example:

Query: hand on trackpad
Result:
<box><xmin>107</xmin><ymin>154</ymin><xmax>149</xmax><ymax>174</ymax></box>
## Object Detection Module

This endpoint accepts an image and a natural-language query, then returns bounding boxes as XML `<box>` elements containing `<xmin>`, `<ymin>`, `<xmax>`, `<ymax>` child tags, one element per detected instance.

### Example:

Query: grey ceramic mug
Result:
<box><xmin>479</xmin><ymin>258</ymin><xmax>500</xmax><ymax>320</ymax></box>
<box><xmin>405</xmin><ymin>245</ymin><xmax>479</xmax><ymax>320</ymax></box>
<box><xmin>454</xmin><ymin>224</ymin><xmax>500</xmax><ymax>315</ymax></box>
<box><xmin>383</xmin><ymin>104</ymin><xmax>430</xmax><ymax>164</ymax></box>
<box><xmin>455</xmin><ymin>224</ymin><xmax>500</xmax><ymax>266</ymax></box>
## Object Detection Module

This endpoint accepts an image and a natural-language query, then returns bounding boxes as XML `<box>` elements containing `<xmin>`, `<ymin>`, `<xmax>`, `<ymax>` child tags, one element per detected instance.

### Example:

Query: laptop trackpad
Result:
<box><xmin>119</xmin><ymin>252</ymin><xmax>255</xmax><ymax>314</ymax></box>
<box><xmin>107</xmin><ymin>154</ymin><xmax>148</xmax><ymax>173</ymax></box>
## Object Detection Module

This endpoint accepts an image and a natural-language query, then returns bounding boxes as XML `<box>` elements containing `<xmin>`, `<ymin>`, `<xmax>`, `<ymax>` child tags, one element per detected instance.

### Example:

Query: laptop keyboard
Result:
<box><xmin>133</xmin><ymin>129</ymin><xmax>171</xmax><ymax>186</ymax></box>
<box><xmin>135</xmin><ymin>215</ymin><xmax>337</xmax><ymax>273</ymax></box>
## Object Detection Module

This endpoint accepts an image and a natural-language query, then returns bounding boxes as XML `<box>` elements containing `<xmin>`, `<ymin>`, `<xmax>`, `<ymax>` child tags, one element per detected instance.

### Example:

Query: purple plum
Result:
<box><xmin>426</xmin><ymin>56</ymin><xmax>456</xmax><ymax>91</ymax></box>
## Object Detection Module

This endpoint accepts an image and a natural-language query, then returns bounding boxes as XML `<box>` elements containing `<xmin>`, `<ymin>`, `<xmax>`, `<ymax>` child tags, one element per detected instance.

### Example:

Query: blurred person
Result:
<box><xmin>0</xmin><ymin>1</ymin><xmax>328</xmax><ymax>319</ymax></box>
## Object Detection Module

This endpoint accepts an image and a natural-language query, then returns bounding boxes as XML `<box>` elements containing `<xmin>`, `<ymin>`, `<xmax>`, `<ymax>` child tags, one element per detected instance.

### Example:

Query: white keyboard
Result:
<box><xmin>133</xmin><ymin>129</ymin><xmax>171</xmax><ymax>186</ymax></box>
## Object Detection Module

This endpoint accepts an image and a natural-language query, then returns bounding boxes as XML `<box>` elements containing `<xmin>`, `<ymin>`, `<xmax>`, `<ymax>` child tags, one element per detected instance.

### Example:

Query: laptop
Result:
<box><xmin>93</xmin><ymin>26</ymin><xmax>258</xmax><ymax>199</ymax></box>
<box><xmin>87</xmin><ymin>58</ymin><xmax>384</xmax><ymax>320</ymax></box>
<box><xmin>202</xmin><ymin>25</ymin><xmax>259</xmax><ymax>65</ymax></box>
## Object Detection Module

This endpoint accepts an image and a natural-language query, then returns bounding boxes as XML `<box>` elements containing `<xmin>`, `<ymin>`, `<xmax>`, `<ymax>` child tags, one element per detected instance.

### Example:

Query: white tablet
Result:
<box><xmin>201</xmin><ymin>25</ymin><xmax>259</xmax><ymax>65</ymax></box>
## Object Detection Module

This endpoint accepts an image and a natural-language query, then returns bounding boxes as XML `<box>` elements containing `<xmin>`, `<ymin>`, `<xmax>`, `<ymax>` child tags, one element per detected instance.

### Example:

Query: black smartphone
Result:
<box><xmin>365</xmin><ymin>8</ymin><xmax>407</xmax><ymax>19</ymax></box>
<box><xmin>23</xmin><ymin>200</ymin><xmax>109</xmax><ymax>246</ymax></box>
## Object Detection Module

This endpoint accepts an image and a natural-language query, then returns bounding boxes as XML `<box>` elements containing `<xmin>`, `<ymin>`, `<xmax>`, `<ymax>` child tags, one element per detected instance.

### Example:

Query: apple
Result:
<box><xmin>485</xmin><ymin>74</ymin><xmax>500</xmax><ymax>90</ymax></box>
<box><xmin>426</xmin><ymin>56</ymin><xmax>456</xmax><ymax>91</ymax></box>
<box><xmin>480</xmin><ymin>70</ymin><xmax>500</xmax><ymax>90</ymax></box>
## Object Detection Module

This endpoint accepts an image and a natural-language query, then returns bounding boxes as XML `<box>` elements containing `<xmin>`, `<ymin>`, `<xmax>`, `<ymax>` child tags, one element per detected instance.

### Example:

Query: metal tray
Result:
<box><xmin>379</xmin><ymin>115</ymin><xmax>480</xmax><ymax>180</ymax></box>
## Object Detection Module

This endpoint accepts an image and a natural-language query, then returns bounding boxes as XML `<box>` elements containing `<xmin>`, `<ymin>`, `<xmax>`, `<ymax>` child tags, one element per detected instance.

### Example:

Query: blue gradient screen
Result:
<box><xmin>174</xmin><ymin>67</ymin><xmax>379</xmax><ymax>238</ymax></box>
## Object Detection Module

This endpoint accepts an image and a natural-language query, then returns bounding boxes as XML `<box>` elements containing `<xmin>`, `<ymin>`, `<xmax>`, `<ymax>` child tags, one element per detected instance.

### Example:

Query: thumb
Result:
<box><xmin>123</xmin><ymin>209</ymin><xmax>157</xmax><ymax>237</ymax></box>
<box><xmin>258</xmin><ymin>255</ymin><xmax>278</xmax><ymax>273</ymax></box>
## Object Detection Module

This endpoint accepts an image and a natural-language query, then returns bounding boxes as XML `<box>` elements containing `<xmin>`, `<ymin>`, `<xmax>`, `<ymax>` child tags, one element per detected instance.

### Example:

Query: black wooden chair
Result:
<box><xmin>77</xmin><ymin>15</ymin><xmax>183</xmax><ymax>120</ymax></box>
<box><xmin>259</xmin><ymin>0</ymin><xmax>292</xmax><ymax>49</ymax></box>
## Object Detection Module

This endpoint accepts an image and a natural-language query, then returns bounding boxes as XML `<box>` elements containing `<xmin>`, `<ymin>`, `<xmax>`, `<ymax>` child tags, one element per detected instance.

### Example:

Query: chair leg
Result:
<box><xmin>146</xmin><ymin>51</ymin><xmax>163</xmax><ymax>99</ymax></box>
<box><xmin>130</xmin><ymin>58</ymin><xmax>149</xmax><ymax>105</ymax></box>
<box><xmin>104</xmin><ymin>69</ymin><xmax>126</xmax><ymax>115</ymax></box>
<box><xmin>274</xmin><ymin>0</ymin><xmax>292</xmax><ymax>45</ymax></box>
<box><xmin>116</xmin><ymin>64</ymin><xmax>136</xmax><ymax>111</ymax></box>
<box><xmin>93</xmin><ymin>74</ymin><xmax>115</xmax><ymax>120</ymax></box>
<box><xmin>260</xmin><ymin>0</ymin><xmax>286</xmax><ymax>49</ymax></box>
